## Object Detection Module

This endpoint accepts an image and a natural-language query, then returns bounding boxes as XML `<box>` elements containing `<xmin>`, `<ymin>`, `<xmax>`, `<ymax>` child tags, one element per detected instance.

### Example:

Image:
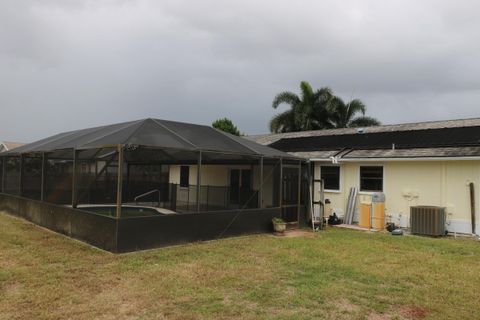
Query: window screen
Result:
<box><xmin>180</xmin><ymin>166</ymin><xmax>189</xmax><ymax>188</ymax></box>
<box><xmin>321</xmin><ymin>166</ymin><xmax>340</xmax><ymax>190</ymax></box>
<box><xmin>360</xmin><ymin>166</ymin><xmax>383</xmax><ymax>192</ymax></box>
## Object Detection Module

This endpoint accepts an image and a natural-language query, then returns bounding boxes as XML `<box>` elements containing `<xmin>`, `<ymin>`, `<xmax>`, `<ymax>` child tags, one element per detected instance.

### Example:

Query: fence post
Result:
<box><xmin>297</xmin><ymin>160</ymin><xmax>302</xmax><ymax>224</ymax></box>
<box><xmin>259</xmin><ymin>157</ymin><xmax>263</xmax><ymax>208</ymax></box>
<box><xmin>1</xmin><ymin>156</ymin><xmax>5</xmax><ymax>193</ymax></box>
<box><xmin>206</xmin><ymin>185</ymin><xmax>210</xmax><ymax>211</ymax></box>
<box><xmin>196</xmin><ymin>151</ymin><xmax>202</xmax><ymax>212</ymax></box>
<box><xmin>72</xmin><ymin>149</ymin><xmax>78</xmax><ymax>208</ymax></box>
<box><xmin>279</xmin><ymin>158</ymin><xmax>283</xmax><ymax>208</ymax></box>
<box><xmin>19</xmin><ymin>154</ymin><xmax>24</xmax><ymax>196</ymax></box>
<box><xmin>40</xmin><ymin>153</ymin><xmax>46</xmax><ymax>201</ymax></box>
<box><xmin>116</xmin><ymin>145</ymin><xmax>124</xmax><ymax>219</ymax></box>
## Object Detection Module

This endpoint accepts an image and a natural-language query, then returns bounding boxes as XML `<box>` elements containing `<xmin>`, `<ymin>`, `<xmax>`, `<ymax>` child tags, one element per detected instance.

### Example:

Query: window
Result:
<box><xmin>321</xmin><ymin>166</ymin><xmax>340</xmax><ymax>191</ymax></box>
<box><xmin>180</xmin><ymin>166</ymin><xmax>189</xmax><ymax>188</ymax></box>
<box><xmin>360</xmin><ymin>166</ymin><xmax>383</xmax><ymax>192</ymax></box>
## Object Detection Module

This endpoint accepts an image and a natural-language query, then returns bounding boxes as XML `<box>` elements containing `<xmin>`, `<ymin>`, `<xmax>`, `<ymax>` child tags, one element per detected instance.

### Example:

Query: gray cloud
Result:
<box><xmin>1</xmin><ymin>0</ymin><xmax>480</xmax><ymax>142</ymax></box>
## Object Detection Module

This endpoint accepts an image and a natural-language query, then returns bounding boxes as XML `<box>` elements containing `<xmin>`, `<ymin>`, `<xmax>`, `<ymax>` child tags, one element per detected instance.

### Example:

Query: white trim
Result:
<box><xmin>309</xmin><ymin>158</ymin><xmax>334</xmax><ymax>162</ymax></box>
<box><xmin>324</xmin><ymin>189</ymin><xmax>342</xmax><ymax>194</ymax></box>
<box><xmin>339</xmin><ymin>156</ymin><xmax>480</xmax><ymax>162</ymax></box>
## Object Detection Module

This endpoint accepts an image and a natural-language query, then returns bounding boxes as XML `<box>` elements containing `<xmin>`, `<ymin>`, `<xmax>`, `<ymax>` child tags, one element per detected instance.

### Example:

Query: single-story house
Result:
<box><xmin>0</xmin><ymin>118</ymin><xmax>308</xmax><ymax>252</ymax></box>
<box><xmin>248</xmin><ymin>118</ymin><xmax>480</xmax><ymax>235</ymax></box>
<box><xmin>0</xmin><ymin>141</ymin><xmax>24</xmax><ymax>153</ymax></box>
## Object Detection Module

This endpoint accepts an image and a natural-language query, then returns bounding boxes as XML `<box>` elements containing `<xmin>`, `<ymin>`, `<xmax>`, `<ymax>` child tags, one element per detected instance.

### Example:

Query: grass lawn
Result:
<box><xmin>0</xmin><ymin>212</ymin><xmax>479</xmax><ymax>320</ymax></box>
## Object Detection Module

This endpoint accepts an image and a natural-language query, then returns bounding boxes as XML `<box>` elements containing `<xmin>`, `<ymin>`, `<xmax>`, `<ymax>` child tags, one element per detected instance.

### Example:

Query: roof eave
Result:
<box><xmin>339</xmin><ymin>156</ymin><xmax>480</xmax><ymax>162</ymax></box>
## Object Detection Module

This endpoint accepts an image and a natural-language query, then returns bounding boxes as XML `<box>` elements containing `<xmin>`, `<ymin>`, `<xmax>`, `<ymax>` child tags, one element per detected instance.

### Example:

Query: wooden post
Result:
<box><xmin>297</xmin><ymin>160</ymin><xmax>302</xmax><ymax>224</ymax></box>
<box><xmin>470</xmin><ymin>182</ymin><xmax>476</xmax><ymax>234</ymax></box>
<box><xmin>258</xmin><ymin>157</ymin><xmax>264</xmax><ymax>208</ymax></box>
<box><xmin>206</xmin><ymin>185</ymin><xmax>210</xmax><ymax>211</ymax></box>
<box><xmin>40</xmin><ymin>153</ymin><xmax>46</xmax><ymax>201</ymax></box>
<box><xmin>116</xmin><ymin>145</ymin><xmax>124</xmax><ymax>219</ymax></box>
<box><xmin>71</xmin><ymin>149</ymin><xmax>78</xmax><ymax>208</ymax></box>
<box><xmin>125</xmin><ymin>163</ymin><xmax>130</xmax><ymax>203</ymax></box>
<box><xmin>1</xmin><ymin>156</ymin><xmax>5</xmax><ymax>193</ymax></box>
<box><xmin>19</xmin><ymin>155</ymin><xmax>24</xmax><ymax>196</ymax></box>
<box><xmin>196</xmin><ymin>151</ymin><xmax>202</xmax><ymax>212</ymax></box>
<box><xmin>279</xmin><ymin>158</ymin><xmax>283</xmax><ymax>208</ymax></box>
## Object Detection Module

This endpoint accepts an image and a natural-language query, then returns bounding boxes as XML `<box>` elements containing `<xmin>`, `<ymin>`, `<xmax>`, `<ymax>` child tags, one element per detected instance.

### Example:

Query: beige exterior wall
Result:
<box><xmin>315</xmin><ymin>160</ymin><xmax>480</xmax><ymax>234</ymax></box>
<box><xmin>169</xmin><ymin>164</ymin><xmax>276</xmax><ymax>208</ymax></box>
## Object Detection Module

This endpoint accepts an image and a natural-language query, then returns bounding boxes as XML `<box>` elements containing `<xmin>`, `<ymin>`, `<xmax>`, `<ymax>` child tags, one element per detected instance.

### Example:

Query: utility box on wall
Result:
<box><xmin>372</xmin><ymin>193</ymin><xmax>385</xmax><ymax>230</ymax></box>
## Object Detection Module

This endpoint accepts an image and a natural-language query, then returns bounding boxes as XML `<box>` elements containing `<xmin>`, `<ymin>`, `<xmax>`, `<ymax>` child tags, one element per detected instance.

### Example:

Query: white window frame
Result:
<box><xmin>358</xmin><ymin>164</ymin><xmax>384</xmax><ymax>194</ymax></box>
<box><xmin>319</xmin><ymin>164</ymin><xmax>341</xmax><ymax>193</ymax></box>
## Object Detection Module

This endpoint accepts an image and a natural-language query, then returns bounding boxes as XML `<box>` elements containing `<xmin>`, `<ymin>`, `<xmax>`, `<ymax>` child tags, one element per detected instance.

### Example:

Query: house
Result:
<box><xmin>0</xmin><ymin>141</ymin><xmax>24</xmax><ymax>153</ymax></box>
<box><xmin>247</xmin><ymin>118</ymin><xmax>480</xmax><ymax>235</ymax></box>
<box><xmin>0</xmin><ymin>118</ymin><xmax>306</xmax><ymax>252</ymax></box>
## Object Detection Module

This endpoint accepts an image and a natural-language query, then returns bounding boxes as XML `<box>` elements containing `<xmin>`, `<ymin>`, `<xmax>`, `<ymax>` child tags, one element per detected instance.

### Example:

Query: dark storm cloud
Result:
<box><xmin>1</xmin><ymin>0</ymin><xmax>480</xmax><ymax>142</ymax></box>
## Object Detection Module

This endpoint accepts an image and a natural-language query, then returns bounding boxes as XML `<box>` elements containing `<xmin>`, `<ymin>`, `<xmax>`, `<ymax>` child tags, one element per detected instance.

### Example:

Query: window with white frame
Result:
<box><xmin>320</xmin><ymin>165</ymin><xmax>340</xmax><ymax>191</ymax></box>
<box><xmin>359</xmin><ymin>166</ymin><xmax>383</xmax><ymax>192</ymax></box>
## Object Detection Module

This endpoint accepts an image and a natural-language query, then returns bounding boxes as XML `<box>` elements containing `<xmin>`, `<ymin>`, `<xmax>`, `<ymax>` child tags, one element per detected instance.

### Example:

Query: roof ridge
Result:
<box><xmin>122</xmin><ymin>118</ymin><xmax>150</xmax><ymax>145</ymax></box>
<box><xmin>151</xmin><ymin>119</ymin><xmax>198</xmax><ymax>149</ymax></box>
<box><xmin>259</xmin><ymin>117</ymin><xmax>480</xmax><ymax>136</ymax></box>
<box><xmin>80</xmin><ymin>119</ymin><xmax>145</xmax><ymax>147</ymax></box>
<box><xmin>211</xmin><ymin>128</ymin><xmax>262</xmax><ymax>155</ymax></box>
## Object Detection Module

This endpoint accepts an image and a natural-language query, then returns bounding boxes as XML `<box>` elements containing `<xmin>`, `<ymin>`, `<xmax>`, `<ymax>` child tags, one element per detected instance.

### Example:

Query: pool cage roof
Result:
<box><xmin>4</xmin><ymin>118</ymin><xmax>300</xmax><ymax>160</ymax></box>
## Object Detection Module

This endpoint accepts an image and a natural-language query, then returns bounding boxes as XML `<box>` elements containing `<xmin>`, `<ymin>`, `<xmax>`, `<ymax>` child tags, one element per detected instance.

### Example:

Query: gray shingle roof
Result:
<box><xmin>246</xmin><ymin>117</ymin><xmax>480</xmax><ymax>145</ymax></box>
<box><xmin>288</xmin><ymin>150</ymin><xmax>343</xmax><ymax>160</ymax></box>
<box><xmin>246</xmin><ymin>117</ymin><xmax>480</xmax><ymax>160</ymax></box>
<box><xmin>342</xmin><ymin>146</ymin><xmax>480</xmax><ymax>159</ymax></box>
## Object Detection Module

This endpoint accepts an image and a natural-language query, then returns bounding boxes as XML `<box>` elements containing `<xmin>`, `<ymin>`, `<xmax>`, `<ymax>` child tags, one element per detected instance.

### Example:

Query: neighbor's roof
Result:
<box><xmin>4</xmin><ymin>118</ymin><xmax>298</xmax><ymax>159</ymax></box>
<box><xmin>246</xmin><ymin>117</ymin><xmax>480</xmax><ymax>145</ymax></box>
<box><xmin>0</xmin><ymin>141</ymin><xmax>25</xmax><ymax>152</ymax></box>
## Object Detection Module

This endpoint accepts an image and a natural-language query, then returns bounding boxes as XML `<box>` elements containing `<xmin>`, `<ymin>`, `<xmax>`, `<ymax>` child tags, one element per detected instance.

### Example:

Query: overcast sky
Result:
<box><xmin>1</xmin><ymin>0</ymin><xmax>480</xmax><ymax>142</ymax></box>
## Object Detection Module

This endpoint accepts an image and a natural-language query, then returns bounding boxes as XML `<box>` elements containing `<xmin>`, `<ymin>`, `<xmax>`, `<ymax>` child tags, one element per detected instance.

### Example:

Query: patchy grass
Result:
<box><xmin>0</xmin><ymin>212</ymin><xmax>479</xmax><ymax>320</ymax></box>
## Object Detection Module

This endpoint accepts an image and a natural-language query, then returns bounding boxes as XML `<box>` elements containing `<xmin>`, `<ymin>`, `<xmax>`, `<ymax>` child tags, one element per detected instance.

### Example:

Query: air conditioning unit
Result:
<box><xmin>410</xmin><ymin>206</ymin><xmax>446</xmax><ymax>236</ymax></box>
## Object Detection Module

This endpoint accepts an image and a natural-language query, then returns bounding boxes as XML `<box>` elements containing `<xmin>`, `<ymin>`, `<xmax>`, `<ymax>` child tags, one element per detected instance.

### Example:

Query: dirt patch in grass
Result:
<box><xmin>275</xmin><ymin>230</ymin><xmax>315</xmax><ymax>238</ymax></box>
<box><xmin>337</xmin><ymin>298</ymin><xmax>360</xmax><ymax>312</ymax></box>
<box><xmin>398</xmin><ymin>305</ymin><xmax>429</xmax><ymax>319</ymax></box>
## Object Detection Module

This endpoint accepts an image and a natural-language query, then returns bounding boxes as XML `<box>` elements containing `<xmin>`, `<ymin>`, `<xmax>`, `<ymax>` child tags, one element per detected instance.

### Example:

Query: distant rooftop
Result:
<box><xmin>246</xmin><ymin>117</ymin><xmax>480</xmax><ymax>145</ymax></box>
<box><xmin>0</xmin><ymin>141</ymin><xmax>25</xmax><ymax>153</ymax></box>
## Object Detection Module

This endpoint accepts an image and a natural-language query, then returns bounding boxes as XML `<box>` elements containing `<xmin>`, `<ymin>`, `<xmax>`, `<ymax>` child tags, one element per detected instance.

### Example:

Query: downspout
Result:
<box><xmin>469</xmin><ymin>182</ymin><xmax>476</xmax><ymax>235</ymax></box>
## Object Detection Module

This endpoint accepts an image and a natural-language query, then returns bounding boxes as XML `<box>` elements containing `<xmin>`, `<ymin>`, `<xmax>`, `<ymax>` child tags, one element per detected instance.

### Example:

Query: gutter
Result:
<box><xmin>306</xmin><ymin>156</ymin><xmax>480</xmax><ymax>162</ymax></box>
<box><xmin>337</xmin><ymin>156</ymin><xmax>480</xmax><ymax>162</ymax></box>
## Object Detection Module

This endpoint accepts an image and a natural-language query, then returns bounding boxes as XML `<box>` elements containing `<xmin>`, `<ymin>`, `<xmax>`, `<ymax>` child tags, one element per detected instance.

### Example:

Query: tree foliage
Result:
<box><xmin>212</xmin><ymin>118</ymin><xmax>241</xmax><ymax>136</ymax></box>
<box><xmin>270</xmin><ymin>81</ymin><xmax>380</xmax><ymax>132</ymax></box>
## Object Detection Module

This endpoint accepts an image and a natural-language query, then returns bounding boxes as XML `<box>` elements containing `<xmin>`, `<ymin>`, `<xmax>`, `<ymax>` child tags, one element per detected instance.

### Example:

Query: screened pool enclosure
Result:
<box><xmin>0</xmin><ymin>119</ymin><xmax>308</xmax><ymax>252</ymax></box>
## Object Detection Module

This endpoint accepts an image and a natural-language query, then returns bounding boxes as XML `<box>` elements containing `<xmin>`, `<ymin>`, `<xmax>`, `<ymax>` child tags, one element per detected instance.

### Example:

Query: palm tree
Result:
<box><xmin>327</xmin><ymin>96</ymin><xmax>381</xmax><ymax>128</ymax></box>
<box><xmin>269</xmin><ymin>81</ymin><xmax>333</xmax><ymax>133</ymax></box>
